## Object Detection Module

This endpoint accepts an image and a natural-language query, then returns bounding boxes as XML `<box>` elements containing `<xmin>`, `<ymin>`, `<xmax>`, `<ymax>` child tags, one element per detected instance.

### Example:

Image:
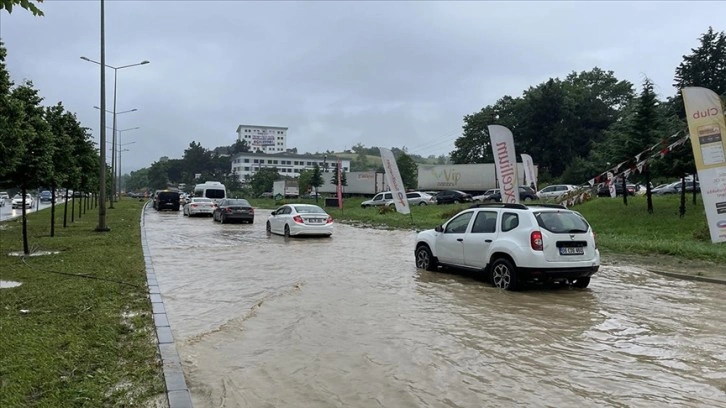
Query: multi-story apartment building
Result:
<box><xmin>231</xmin><ymin>151</ymin><xmax>351</xmax><ymax>182</ymax></box>
<box><xmin>236</xmin><ymin>124</ymin><xmax>288</xmax><ymax>154</ymax></box>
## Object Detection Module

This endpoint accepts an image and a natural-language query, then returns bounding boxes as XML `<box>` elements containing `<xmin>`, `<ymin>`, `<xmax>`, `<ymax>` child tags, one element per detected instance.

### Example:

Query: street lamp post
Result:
<box><xmin>104</xmin><ymin>128</ymin><xmax>138</xmax><ymax>197</ymax></box>
<box><xmin>95</xmin><ymin>106</ymin><xmax>136</xmax><ymax>206</ymax></box>
<box><xmin>81</xmin><ymin>56</ymin><xmax>148</xmax><ymax>208</ymax></box>
<box><xmin>95</xmin><ymin>0</ymin><xmax>108</xmax><ymax>231</ymax></box>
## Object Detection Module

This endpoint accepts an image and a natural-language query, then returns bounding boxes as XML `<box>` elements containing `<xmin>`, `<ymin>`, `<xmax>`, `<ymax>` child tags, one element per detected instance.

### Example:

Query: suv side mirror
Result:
<box><xmin>435</xmin><ymin>225</ymin><xmax>443</xmax><ymax>233</ymax></box>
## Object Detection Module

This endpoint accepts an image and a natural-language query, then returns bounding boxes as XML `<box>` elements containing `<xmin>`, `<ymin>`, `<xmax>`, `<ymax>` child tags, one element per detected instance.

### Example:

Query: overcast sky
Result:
<box><xmin>0</xmin><ymin>1</ymin><xmax>723</xmax><ymax>173</ymax></box>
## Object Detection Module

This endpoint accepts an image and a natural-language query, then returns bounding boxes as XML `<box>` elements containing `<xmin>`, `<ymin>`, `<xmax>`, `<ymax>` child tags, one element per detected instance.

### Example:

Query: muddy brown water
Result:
<box><xmin>144</xmin><ymin>207</ymin><xmax>726</xmax><ymax>408</ymax></box>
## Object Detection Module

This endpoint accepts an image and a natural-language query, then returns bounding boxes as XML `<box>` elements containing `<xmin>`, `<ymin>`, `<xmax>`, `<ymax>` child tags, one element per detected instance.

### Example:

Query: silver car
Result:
<box><xmin>405</xmin><ymin>191</ymin><xmax>436</xmax><ymax>206</ymax></box>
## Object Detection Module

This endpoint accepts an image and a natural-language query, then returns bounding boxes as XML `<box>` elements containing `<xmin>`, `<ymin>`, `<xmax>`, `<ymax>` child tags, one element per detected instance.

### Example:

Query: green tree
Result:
<box><xmin>330</xmin><ymin>162</ymin><xmax>348</xmax><ymax>188</ymax></box>
<box><xmin>663</xmin><ymin>26</ymin><xmax>726</xmax><ymax>208</ymax></box>
<box><xmin>0</xmin><ymin>41</ymin><xmax>26</xmax><ymax>182</ymax></box>
<box><xmin>249</xmin><ymin>167</ymin><xmax>279</xmax><ymax>197</ymax></box>
<box><xmin>0</xmin><ymin>0</ymin><xmax>44</xmax><ymax>16</ymax></box>
<box><xmin>395</xmin><ymin>150</ymin><xmax>418</xmax><ymax>190</ymax></box>
<box><xmin>310</xmin><ymin>163</ymin><xmax>323</xmax><ymax>196</ymax></box>
<box><xmin>629</xmin><ymin>78</ymin><xmax>661</xmax><ymax>212</ymax></box>
<box><xmin>44</xmin><ymin>103</ymin><xmax>78</xmax><ymax>235</ymax></box>
<box><xmin>674</xmin><ymin>27</ymin><xmax>726</xmax><ymax>104</ymax></box>
<box><xmin>6</xmin><ymin>81</ymin><xmax>54</xmax><ymax>254</ymax></box>
<box><xmin>230</xmin><ymin>139</ymin><xmax>249</xmax><ymax>154</ymax></box>
<box><xmin>147</xmin><ymin>160</ymin><xmax>171</xmax><ymax>190</ymax></box>
<box><xmin>126</xmin><ymin>168</ymin><xmax>150</xmax><ymax>191</ymax></box>
<box><xmin>297</xmin><ymin>168</ymin><xmax>314</xmax><ymax>195</ymax></box>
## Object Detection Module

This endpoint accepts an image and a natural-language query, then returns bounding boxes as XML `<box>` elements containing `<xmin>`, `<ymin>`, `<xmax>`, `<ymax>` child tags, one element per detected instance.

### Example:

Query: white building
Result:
<box><xmin>236</xmin><ymin>124</ymin><xmax>288</xmax><ymax>154</ymax></box>
<box><xmin>231</xmin><ymin>152</ymin><xmax>351</xmax><ymax>182</ymax></box>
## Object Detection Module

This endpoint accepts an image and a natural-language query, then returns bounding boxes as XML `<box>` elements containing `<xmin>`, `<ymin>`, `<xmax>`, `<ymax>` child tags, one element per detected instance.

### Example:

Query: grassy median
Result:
<box><xmin>0</xmin><ymin>198</ymin><xmax>165</xmax><ymax>407</ymax></box>
<box><xmin>251</xmin><ymin>194</ymin><xmax>726</xmax><ymax>264</ymax></box>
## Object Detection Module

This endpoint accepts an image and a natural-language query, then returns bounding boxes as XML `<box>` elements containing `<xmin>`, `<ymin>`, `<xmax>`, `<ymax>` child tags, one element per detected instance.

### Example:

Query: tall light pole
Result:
<box><xmin>81</xmin><ymin>56</ymin><xmax>148</xmax><ymax>208</ymax></box>
<box><xmin>94</xmin><ymin>106</ymin><xmax>137</xmax><ymax>206</ymax></box>
<box><xmin>95</xmin><ymin>0</ymin><xmax>108</xmax><ymax>231</ymax></box>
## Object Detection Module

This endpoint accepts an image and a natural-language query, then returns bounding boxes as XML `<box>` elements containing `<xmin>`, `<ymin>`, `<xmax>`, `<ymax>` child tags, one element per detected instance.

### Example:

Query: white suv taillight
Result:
<box><xmin>530</xmin><ymin>231</ymin><xmax>543</xmax><ymax>251</ymax></box>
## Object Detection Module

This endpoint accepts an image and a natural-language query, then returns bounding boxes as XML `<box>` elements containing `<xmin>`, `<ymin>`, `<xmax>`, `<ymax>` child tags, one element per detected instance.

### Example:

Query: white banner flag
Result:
<box><xmin>379</xmin><ymin>147</ymin><xmax>411</xmax><ymax>214</ymax></box>
<box><xmin>488</xmin><ymin>125</ymin><xmax>520</xmax><ymax>204</ymax></box>
<box><xmin>521</xmin><ymin>153</ymin><xmax>537</xmax><ymax>191</ymax></box>
<box><xmin>682</xmin><ymin>86</ymin><xmax>726</xmax><ymax>243</ymax></box>
<box><xmin>607</xmin><ymin>172</ymin><xmax>616</xmax><ymax>198</ymax></box>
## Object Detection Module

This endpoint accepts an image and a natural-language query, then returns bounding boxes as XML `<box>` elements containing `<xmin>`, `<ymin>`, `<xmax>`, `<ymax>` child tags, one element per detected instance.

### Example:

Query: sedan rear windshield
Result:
<box><xmin>225</xmin><ymin>199</ymin><xmax>250</xmax><ymax>206</ymax></box>
<box><xmin>294</xmin><ymin>205</ymin><xmax>325</xmax><ymax>214</ymax></box>
<box><xmin>535</xmin><ymin>211</ymin><xmax>589</xmax><ymax>233</ymax></box>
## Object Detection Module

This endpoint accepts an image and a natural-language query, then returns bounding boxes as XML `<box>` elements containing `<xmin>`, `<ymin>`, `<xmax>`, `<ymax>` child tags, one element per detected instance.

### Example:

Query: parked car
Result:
<box><xmin>414</xmin><ymin>202</ymin><xmax>600</xmax><ymax>290</ymax></box>
<box><xmin>153</xmin><ymin>190</ymin><xmax>180</xmax><ymax>211</ymax></box>
<box><xmin>473</xmin><ymin>189</ymin><xmax>499</xmax><ymax>202</ymax></box>
<box><xmin>11</xmin><ymin>194</ymin><xmax>33</xmax><ymax>209</ymax></box>
<box><xmin>182</xmin><ymin>197</ymin><xmax>216</xmax><ymax>217</ymax></box>
<box><xmin>213</xmin><ymin>198</ymin><xmax>254</xmax><ymax>224</ymax></box>
<box><xmin>361</xmin><ymin>192</ymin><xmax>394</xmax><ymax>208</ymax></box>
<box><xmin>652</xmin><ymin>182</ymin><xmax>680</xmax><ymax>195</ymax></box>
<box><xmin>675</xmin><ymin>180</ymin><xmax>700</xmax><ymax>193</ymax></box>
<box><xmin>405</xmin><ymin>191</ymin><xmax>436</xmax><ymax>206</ymax></box>
<box><xmin>478</xmin><ymin>186</ymin><xmax>538</xmax><ymax>202</ymax></box>
<box><xmin>536</xmin><ymin>184</ymin><xmax>578</xmax><ymax>200</ymax></box>
<box><xmin>266</xmin><ymin>203</ymin><xmax>333</xmax><ymax>237</ymax></box>
<box><xmin>434</xmin><ymin>190</ymin><xmax>474</xmax><ymax>205</ymax></box>
<box><xmin>597</xmin><ymin>182</ymin><xmax>636</xmax><ymax>197</ymax></box>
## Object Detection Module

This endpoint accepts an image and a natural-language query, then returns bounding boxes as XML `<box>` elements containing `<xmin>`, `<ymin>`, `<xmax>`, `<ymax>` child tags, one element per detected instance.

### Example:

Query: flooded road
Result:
<box><xmin>143</xmin><ymin>206</ymin><xmax>726</xmax><ymax>408</ymax></box>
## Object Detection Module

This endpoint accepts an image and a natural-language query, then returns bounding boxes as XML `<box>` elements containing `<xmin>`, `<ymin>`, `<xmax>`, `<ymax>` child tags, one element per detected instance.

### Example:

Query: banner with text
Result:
<box><xmin>521</xmin><ymin>153</ymin><xmax>537</xmax><ymax>191</ymax></box>
<box><xmin>488</xmin><ymin>125</ymin><xmax>520</xmax><ymax>204</ymax></box>
<box><xmin>379</xmin><ymin>147</ymin><xmax>410</xmax><ymax>214</ymax></box>
<box><xmin>682</xmin><ymin>86</ymin><xmax>726</xmax><ymax>243</ymax></box>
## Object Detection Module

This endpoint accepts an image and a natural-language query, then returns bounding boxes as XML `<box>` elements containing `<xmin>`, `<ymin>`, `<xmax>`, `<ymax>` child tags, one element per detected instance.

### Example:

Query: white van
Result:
<box><xmin>193</xmin><ymin>181</ymin><xmax>226</xmax><ymax>202</ymax></box>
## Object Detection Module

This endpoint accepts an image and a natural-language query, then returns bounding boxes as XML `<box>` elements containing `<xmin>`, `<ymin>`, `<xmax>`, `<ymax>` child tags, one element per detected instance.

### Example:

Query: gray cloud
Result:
<box><xmin>1</xmin><ymin>1</ymin><xmax>723</xmax><ymax>172</ymax></box>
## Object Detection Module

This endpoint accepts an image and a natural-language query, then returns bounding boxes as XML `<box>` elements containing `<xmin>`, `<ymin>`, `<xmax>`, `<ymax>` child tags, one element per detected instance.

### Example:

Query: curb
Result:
<box><xmin>141</xmin><ymin>201</ymin><xmax>193</xmax><ymax>408</ymax></box>
<box><xmin>648</xmin><ymin>269</ymin><xmax>726</xmax><ymax>285</ymax></box>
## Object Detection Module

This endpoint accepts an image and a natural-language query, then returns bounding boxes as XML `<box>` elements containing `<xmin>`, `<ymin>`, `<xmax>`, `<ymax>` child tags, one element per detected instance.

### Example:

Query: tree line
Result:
<box><xmin>450</xmin><ymin>27</ymin><xmax>726</xmax><ymax>189</ymax></box>
<box><xmin>0</xmin><ymin>41</ymin><xmax>102</xmax><ymax>253</ymax></box>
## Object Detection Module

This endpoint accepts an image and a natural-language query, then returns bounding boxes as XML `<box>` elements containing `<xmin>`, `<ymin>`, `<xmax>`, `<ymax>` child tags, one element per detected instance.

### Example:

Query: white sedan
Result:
<box><xmin>183</xmin><ymin>197</ymin><xmax>216</xmax><ymax>217</ymax></box>
<box><xmin>11</xmin><ymin>194</ymin><xmax>33</xmax><ymax>209</ymax></box>
<box><xmin>266</xmin><ymin>204</ymin><xmax>333</xmax><ymax>237</ymax></box>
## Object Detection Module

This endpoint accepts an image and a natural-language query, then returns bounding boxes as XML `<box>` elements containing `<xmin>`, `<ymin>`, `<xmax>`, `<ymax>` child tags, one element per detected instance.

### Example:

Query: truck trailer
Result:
<box><xmin>316</xmin><ymin>171</ymin><xmax>387</xmax><ymax>196</ymax></box>
<box><xmin>417</xmin><ymin>163</ymin><xmax>536</xmax><ymax>193</ymax></box>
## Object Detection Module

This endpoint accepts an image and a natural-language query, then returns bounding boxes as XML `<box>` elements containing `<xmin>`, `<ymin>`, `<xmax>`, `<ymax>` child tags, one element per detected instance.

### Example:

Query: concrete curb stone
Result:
<box><xmin>141</xmin><ymin>201</ymin><xmax>193</xmax><ymax>408</ymax></box>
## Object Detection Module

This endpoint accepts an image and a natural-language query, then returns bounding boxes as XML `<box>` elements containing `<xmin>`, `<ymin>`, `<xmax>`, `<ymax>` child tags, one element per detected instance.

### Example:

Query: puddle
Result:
<box><xmin>0</xmin><ymin>280</ymin><xmax>23</xmax><ymax>289</ymax></box>
<box><xmin>7</xmin><ymin>250</ymin><xmax>60</xmax><ymax>257</ymax></box>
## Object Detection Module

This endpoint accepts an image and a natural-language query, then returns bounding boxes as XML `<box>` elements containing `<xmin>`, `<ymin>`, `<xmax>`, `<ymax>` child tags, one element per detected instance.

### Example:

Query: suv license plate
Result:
<box><xmin>560</xmin><ymin>247</ymin><xmax>584</xmax><ymax>255</ymax></box>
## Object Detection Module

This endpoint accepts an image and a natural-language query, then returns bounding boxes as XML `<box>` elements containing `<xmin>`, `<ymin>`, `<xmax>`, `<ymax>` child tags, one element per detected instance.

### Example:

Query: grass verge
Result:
<box><xmin>249</xmin><ymin>194</ymin><xmax>726</xmax><ymax>264</ymax></box>
<box><xmin>0</xmin><ymin>198</ymin><xmax>165</xmax><ymax>407</ymax></box>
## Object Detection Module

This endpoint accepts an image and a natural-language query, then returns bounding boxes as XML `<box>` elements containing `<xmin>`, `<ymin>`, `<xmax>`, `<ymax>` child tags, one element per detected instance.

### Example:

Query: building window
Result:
<box><xmin>253</xmin><ymin>159</ymin><xmax>258</xmax><ymax>163</ymax></box>
<box><xmin>244</xmin><ymin>167</ymin><xmax>250</xmax><ymax>171</ymax></box>
<box><xmin>244</xmin><ymin>159</ymin><xmax>249</xmax><ymax>163</ymax></box>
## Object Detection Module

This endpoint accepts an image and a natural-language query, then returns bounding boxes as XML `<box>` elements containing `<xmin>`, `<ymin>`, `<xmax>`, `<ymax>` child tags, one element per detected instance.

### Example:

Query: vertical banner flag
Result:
<box><xmin>379</xmin><ymin>147</ymin><xmax>410</xmax><ymax>214</ymax></box>
<box><xmin>607</xmin><ymin>172</ymin><xmax>616</xmax><ymax>198</ymax></box>
<box><xmin>521</xmin><ymin>153</ymin><xmax>537</xmax><ymax>191</ymax></box>
<box><xmin>682</xmin><ymin>87</ymin><xmax>726</xmax><ymax>243</ymax></box>
<box><xmin>488</xmin><ymin>125</ymin><xmax>520</xmax><ymax>204</ymax></box>
<box><xmin>336</xmin><ymin>159</ymin><xmax>343</xmax><ymax>209</ymax></box>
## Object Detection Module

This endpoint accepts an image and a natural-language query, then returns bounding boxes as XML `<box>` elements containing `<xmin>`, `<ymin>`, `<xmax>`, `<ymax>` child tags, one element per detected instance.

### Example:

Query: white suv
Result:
<box><xmin>414</xmin><ymin>203</ymin><xmax>600</xmax><ymax>290</ymax></box>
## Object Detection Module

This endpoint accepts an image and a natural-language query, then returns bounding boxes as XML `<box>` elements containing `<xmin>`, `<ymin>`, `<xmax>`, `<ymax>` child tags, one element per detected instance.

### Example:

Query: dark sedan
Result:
<box><xmin>212</xmin><ymin>198</ymin><xmax>255</xmax><ymax>224</ymax></box>
<box><xmin>435</xmin><ymin>190</ymin><xmax>474</xmax><ymax>205</ymax></box>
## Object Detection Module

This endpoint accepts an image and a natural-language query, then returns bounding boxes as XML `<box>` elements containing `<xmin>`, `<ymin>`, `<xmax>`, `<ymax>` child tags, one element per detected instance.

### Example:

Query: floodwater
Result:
<box><xmin>144</xmin><ymin>206</ymin><xmax>726</xmax><ymax>408</ymax></box>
